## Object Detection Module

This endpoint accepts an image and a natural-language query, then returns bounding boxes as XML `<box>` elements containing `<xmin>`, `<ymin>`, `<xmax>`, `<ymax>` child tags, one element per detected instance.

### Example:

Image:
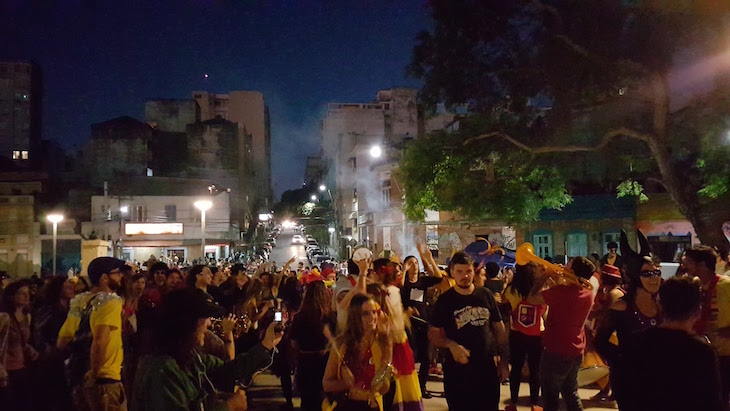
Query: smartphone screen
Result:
<box><xmin>274</xmin><ymin>311</ymin><xmax>282</xmax><ymax>322</ymax></box>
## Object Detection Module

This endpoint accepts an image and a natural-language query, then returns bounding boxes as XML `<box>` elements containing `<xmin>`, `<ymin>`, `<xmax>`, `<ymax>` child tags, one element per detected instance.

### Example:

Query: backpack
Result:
<box><xmin>65</xmin><ymin>294</ymin><xmax>99</xmax><ymax>388</ymax></box>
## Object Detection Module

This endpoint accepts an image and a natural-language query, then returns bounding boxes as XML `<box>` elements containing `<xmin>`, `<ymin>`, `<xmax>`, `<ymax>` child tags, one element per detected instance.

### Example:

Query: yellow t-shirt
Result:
<box><xmin>58</xmin><ymin>292</ymin><xmax>124</xmax><ymax>380</ymax></box>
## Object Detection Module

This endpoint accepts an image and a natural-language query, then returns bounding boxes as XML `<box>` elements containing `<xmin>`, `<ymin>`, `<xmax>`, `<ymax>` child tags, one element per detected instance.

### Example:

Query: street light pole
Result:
<box><xmin>195</xmin><ymin>200</ymin><xmax>213</xmax><ymax>261</ymax></box>
<box><xmin>47</xmin><ymin>214</ymin><xmax>64</xmax><ymax>276</ymax></box>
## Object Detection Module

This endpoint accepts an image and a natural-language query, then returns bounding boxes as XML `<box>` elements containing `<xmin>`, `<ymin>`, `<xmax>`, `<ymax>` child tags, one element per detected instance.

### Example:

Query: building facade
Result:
<box><xmin>145</xmin><ymin>99</ymin><xmax>200</xmax><ymax>133</ymax></box>
<box><xmin>0</xmin><ymin>61</ymin><xmax>42</xmax><ymax>167</ymax></box>
<box><xmin>81</xmin><ymin>192</ymin><xmax>235</xmax><ymax>263</ymax></box>
<box><xmin>193</xmin><ymin>90</ymin><xmax>272</xmax><ymax>210</ymax></box>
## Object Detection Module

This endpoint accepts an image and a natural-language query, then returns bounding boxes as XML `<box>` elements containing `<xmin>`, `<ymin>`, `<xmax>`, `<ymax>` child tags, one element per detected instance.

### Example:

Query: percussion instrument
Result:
<box><xmin>515</xmin><ymin>242</ymin><xmax>593</xmax><ymax>290</ymax></box>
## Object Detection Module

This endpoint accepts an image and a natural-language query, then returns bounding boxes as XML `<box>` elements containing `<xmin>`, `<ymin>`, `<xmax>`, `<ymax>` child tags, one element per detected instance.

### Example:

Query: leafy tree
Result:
<box><xmin>405</xmin><ymin>0</ymin><xmax>730</xmax><ymax>246</ymax></box>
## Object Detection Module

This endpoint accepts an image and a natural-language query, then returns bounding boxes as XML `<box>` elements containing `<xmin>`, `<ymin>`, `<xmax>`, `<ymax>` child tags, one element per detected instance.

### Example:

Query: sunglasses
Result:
<box><xmin>640</xmin><ymin>269</ymin><xmax>662</xmax><ymax>278</ymax></box>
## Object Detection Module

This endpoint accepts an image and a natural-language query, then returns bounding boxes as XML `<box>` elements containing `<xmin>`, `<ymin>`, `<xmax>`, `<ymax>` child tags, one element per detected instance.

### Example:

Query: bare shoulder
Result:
<box><xmin>608</xmin><ymin>289</ymin><xmax>627</xmax><ymax>311</ymax></box>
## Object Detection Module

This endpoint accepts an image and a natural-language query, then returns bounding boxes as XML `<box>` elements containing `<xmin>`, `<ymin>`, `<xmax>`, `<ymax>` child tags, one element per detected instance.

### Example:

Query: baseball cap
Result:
<box><xmin>87</xmin><ymin>257</ymin><xmax>126</xmax><ymax>285</ymax></box>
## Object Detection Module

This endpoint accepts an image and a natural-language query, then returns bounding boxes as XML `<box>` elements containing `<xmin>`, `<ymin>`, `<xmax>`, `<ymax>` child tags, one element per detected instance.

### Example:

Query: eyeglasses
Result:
<box><xmin>640</xmin><ymin>269</ymin><xmax>662</xmax><ymax>278</ymax></box>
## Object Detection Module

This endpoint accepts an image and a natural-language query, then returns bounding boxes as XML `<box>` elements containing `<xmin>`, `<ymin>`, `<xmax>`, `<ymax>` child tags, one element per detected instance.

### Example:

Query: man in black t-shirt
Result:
<box><xmin>429</xmin><ymin>252</ymin><xmax>509</xmax><ymax>411</ymax></box>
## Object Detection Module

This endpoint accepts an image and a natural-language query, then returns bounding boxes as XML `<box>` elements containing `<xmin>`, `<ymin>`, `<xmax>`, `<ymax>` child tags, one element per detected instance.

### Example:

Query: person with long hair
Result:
<box><xmin>0</xmin><ymin>280</ymin><xmax>38</xmax><ymax>410</ymax></box>
<box><xmin>323</xmin><ymin>293</ymin><xmax>393</xmax><ymax>411</ymax></box>
<box><xmin>132</xmin><ymin>288</ymin><xmax>283</xmax><ymax>411</ymax></box>
<box><xmin>503</xmin><ymin>263</ymin><xmax>546</xmax><ymax>411</ymax></box>
<box><xmin>291</xmin><ymin>280</ymin><xmax>337</xmax><ymax>411</ymax></box>
<box><xmin>121</xmin><ymin>274</ymin><xmax>146</xmax><ymax>396</ymax></box>
<box><xmin>32</xmin><ymin>276</ymin><xmax>76</xmax><ymax>411</ymax></box>
<box><xmin>235</xmin><ymin>278</ymin><xmax>274</xmax><ymax>353</ymax></box>
<box><xmin>596</xmin><ymin>230</ymin><xmax>662</xmax><ymax>409</ymax></box>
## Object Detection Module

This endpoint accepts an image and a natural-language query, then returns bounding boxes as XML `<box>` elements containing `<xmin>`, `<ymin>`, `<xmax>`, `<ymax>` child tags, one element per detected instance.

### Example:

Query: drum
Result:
<box><xmin>577</xmin><ymin>350</ymin><xmax>609</xmax><ymax>387</ymax></box>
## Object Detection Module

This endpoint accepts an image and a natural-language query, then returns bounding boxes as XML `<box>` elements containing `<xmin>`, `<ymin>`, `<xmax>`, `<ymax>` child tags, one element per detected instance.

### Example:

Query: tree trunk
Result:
<box><xmin>648</xmin><ymin>73</ymin><xmax>729</xmax><ymax>247</ymax></box>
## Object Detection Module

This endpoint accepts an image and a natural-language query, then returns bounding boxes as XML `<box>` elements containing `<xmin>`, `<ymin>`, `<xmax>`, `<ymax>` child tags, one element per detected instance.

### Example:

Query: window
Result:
<box><xmin>164</xmin><ymin>205</ymin><xmax>177</xmax><ymax>222</ymax></box>
<box><xmin>20</xmin><ymin>150</ymin><xmax>28</xmax><ymax>160</ymax></box>
<box><xmin>12</xmin><ymin>150</ymin><xmax>20</xmax><ymax>160</ymax></box>
<box><xmin>602</xmin><ymin>231</ymin><xmax>621</xmax><ymax>255</ymax></box>
<box><xmin>382</xmin><ymin>180</ymin><xmax>391</xmax><ymax>208</ymax></box>
<box><xmin>566</xmin><ymin>232</ymin><xmax>588</xmax><ymax>258</ymax></box>
<box><xmin>132</xmin><ymin>205</ymin><xmax>147</xmax><ymax>222</ymax></box>
<box><xmin>532</xmin><ymin>233</ymin><xmax>553</xmax><ymax>259</ymax></box>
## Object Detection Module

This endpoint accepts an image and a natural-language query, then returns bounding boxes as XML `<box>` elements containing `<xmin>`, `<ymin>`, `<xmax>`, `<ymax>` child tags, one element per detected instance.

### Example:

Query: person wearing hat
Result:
<box><xmin>600</xmin><ymin>241</ymin><xmax>625</xmax><ymax>277</ymax></box>
<box><xmin>132</xmin><ymin>288</ymin><xmax>283</xmax><ymax>411</ymax></box>
<box><xmin>57</xmin><ymin>256</ymin><xmax>127</xmax><ymax>411</ymax></box>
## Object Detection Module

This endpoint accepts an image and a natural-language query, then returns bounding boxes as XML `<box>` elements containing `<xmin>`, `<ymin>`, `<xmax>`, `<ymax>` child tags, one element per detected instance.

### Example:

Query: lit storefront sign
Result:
<box><xmin>125</xmin><ymin>223</ymin><xmax>184</xmax><ymax>235</ymax></box>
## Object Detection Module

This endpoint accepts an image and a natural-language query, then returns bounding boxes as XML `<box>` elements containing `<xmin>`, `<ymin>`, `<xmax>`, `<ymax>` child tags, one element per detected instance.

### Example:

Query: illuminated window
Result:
<box><xmin>12</xmin><ymin>151</ymin><xmax>20</xmax><ymax>160</ymax></box>
<box><xmin>21</xmin><ymin>150</ymin><xmax>28</xmax><ymax>160</ymax></box>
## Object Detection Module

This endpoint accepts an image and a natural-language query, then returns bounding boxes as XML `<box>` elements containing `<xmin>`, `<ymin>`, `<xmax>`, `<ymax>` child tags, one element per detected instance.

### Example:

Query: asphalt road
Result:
<box><xmin>267</xmin><ymin>228</ymin><xmax>310</xmax><ymax>269</ymax></box>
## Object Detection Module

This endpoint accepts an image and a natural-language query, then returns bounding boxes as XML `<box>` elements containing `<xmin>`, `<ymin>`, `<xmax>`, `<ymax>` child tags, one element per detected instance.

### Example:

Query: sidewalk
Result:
<box><xmin>247</xmin><ymin>371</ymin><xmax>619</xmax><ymax>411</ymax></box>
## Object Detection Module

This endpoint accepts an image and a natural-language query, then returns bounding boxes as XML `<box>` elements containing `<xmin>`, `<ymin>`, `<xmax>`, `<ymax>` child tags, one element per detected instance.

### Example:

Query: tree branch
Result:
<box><xmin>462</xmin><ymin>127</ymin><xmax>654</xmax><ymax>154</ymax></box>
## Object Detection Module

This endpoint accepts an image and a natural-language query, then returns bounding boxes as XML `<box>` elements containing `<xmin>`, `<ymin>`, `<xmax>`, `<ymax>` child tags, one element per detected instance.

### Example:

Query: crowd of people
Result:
<box><xmin>0</xmin><ymin>228</ymin><xmax>729</xmax><ymax>411</ymax></box>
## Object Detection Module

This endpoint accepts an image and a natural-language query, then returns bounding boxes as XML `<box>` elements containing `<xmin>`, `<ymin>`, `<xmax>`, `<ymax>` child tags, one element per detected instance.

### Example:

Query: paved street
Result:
<box><xmin>267</xmin><ymin>229</ymin><xmax>311</xmax><ymax>270</ymax></box>
<box><xmin>247</xmin><ymin>371</ymin><xmax>618</xmax><ymax>410</ymax></box>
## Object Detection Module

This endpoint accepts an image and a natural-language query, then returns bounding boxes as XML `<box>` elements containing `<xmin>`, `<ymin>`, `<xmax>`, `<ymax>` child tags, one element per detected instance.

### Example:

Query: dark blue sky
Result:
<box><xmin>1</xmin><ymin>0</ymin><xmax>430</xmax><ymax>197</ymax></box>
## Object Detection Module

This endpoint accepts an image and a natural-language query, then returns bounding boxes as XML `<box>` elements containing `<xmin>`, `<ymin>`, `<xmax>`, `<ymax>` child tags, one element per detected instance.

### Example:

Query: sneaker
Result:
<box><xmin>531</xmin><ymin>406</ymin><xmax>544</xmax><ymax>411</ymax></box>
<box><xmin>505</xmin><ymin>404</ymin><xmax>518</xmax><ymax>411</ymax></box>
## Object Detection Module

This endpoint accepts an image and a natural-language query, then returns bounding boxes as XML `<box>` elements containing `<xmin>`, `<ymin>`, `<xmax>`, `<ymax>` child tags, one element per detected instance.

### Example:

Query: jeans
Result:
<box><xmin>409</xmin><ymin>319</ymin><xmax>430</xmax><ymax>390</ymax></box>
<box><xmin>509</xmin><ymin>331</ymin><xmax>542</xmax><ymax>405</ymax></box>
<box><xmin>540</xmin><ymin>351</ymin><xmax>583</xmax><ymax>411</ymax></box>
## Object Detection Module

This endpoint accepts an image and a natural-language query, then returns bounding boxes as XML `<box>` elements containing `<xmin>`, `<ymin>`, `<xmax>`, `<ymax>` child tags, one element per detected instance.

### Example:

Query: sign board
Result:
<box><xmin>125</xmin><ymin>223</ymin><xmax>183</xmax><ymax>235</ymax></box>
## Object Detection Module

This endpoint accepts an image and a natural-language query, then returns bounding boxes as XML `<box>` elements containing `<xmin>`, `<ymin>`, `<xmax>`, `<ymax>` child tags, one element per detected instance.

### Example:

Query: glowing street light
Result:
<box><xmin>319</xmin><ymin>184</ymin><xmax>326</xmax><ymax>192</ymax></box>
<box><xmin>194</xmin><ymin>200</ymin><xmax>213</xmax><ymax>258</ymax></box>
<box><xmin>328</xmin><ymin>227</ymin><xmax>335</xmax><ymax>233</ymax></box>
<box><xmin>311</xmin><ymin>195</ymin><xmax>317</xmax><ymax>201</ymax></box>
<box><xmin>47</xmin><ymin>214</ymin><xmax>64</xmax><ymax>275</ymax></box>
<box><xmin>369</xmin><ymin>145</ymin><xmax>382</xmax><ymax>158</ymax></box>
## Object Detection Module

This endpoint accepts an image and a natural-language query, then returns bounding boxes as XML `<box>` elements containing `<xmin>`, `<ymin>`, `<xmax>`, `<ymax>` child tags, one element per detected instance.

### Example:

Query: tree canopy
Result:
<box><xmin>404</xmin><ymin>0</ymin><xmax>730</xmax><ymax>246</ymax></box>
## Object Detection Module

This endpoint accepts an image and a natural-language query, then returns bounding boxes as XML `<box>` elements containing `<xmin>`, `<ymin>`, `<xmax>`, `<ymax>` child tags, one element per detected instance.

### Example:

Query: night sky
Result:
<box><xmin>1</xmin><ymin>0</ymin><xmax>430</xmax><ymax>196</ymax></box>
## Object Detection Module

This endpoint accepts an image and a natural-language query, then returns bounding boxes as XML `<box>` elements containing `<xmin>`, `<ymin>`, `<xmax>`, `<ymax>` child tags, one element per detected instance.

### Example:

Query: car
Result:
<box><xmin>291</xmin><ymin>234</ymin><xmax>304</xmax><ymax>244</ymax></box>
<box><xmin>314</xmin><ymin>254</ymin><xmax>331</xmax><ymax>265</ymax></box>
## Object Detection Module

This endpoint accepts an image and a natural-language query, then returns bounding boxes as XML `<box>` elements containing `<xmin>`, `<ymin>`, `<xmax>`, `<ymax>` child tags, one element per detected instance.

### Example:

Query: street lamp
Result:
<box><xmin>194</xmin><ymin>200</ymin><xmax>213</xmax><ymax>259</ymax></box>
<box><xmin>319</xmin><ymin>184</ymin><xmax>326</xmax><ymax>192</ymax></box>
<box><xmin>369</xmin><ymin>145</ymin><xmax>382</xmax><ymax>158</ymax></box>
<box><xmin>47</xmin><ymin>214</ymin><xmax>64</xmax><ymax>276</ymax></box>
<box><xmin>311</xmin><ymin>195</ymin><xmax>317</xmax><ymax>201</ymax></box>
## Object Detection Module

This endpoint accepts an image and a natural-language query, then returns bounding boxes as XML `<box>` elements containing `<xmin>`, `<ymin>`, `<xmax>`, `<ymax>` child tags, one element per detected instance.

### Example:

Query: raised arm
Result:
<box><xmin>417</xmin><ymin>242</ymin><xmax>441</xmax><ymax>278</ymax></box>
<box><xmin>338</xmin><ymin>261</ymin><xmax>369</xmax><ymax>312</ymax></box>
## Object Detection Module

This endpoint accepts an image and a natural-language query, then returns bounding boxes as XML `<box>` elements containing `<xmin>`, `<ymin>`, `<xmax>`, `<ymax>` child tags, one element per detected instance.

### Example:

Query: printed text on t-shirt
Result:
<box><xmin>453</xmin><ymin>306</ymin><xmax>490</xmax><ymax>329</ymax></box>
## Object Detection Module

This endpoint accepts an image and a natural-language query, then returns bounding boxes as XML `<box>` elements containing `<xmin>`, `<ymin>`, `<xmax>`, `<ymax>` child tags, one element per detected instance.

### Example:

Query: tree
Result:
<box><xmin>405</xmin><ymin>0</ymin><xmax>730</xmax><ymax>246</ymax></box>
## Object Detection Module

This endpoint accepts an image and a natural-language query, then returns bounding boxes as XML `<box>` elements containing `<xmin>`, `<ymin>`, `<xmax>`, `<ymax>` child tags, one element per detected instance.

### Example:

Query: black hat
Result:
<box><xmin>620</xmin><ymin>230</ymin><xmax>654</xmax><ymax>284</ymax></box>
<box><xmin>162</xmin><ymin>288</ymin><xmax>226</xmax><ymax>320</ymax></box>
<box><xmin>88</xmin><ymin>257</ymin><xmax>126</xmax><ymax>285</ymax></box>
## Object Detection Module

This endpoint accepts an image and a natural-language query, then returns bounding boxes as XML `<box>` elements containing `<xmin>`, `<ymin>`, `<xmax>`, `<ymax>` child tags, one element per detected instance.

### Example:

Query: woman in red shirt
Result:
<box><xmin>503</xmin><ymin>263</ymin><xmax>546</xmax><ymax>411</ymax></box>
